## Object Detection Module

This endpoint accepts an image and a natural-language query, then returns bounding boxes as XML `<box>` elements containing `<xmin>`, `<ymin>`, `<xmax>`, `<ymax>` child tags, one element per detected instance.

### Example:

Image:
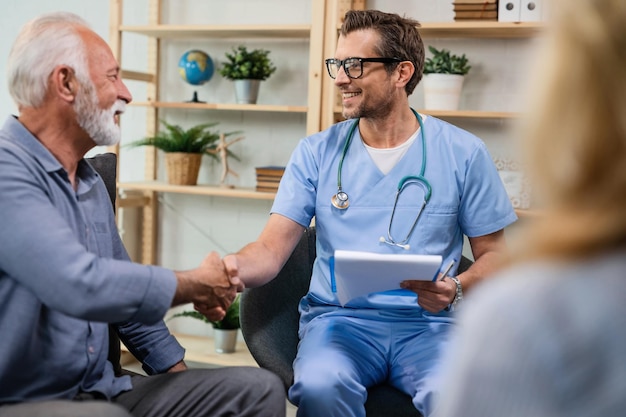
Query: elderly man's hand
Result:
<box><xmin>172</xmin><ymin>252</ymin><xmax>242</xmax><ymax>317</ymax></box>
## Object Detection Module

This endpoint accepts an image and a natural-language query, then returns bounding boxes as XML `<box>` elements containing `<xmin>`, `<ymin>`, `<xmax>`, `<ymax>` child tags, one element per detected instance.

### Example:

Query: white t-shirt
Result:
<box><xmin>364</xmin><ymin>114</ymin><xmax>427</xmax><ymax>175</ymax></box>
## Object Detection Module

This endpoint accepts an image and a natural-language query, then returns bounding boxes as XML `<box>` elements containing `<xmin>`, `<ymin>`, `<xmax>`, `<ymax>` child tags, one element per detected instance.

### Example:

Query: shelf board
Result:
<box><xmin>515</xmin><ymin>208</ymin><xmax>542</xmax><ymax>219</ymax></box>
<box><xmin>117</xmin><ymin>194</ymin><xmax>151</xmax><ymax>208</ymax></box>
<box><xmin>130</xmin><ymin>101</ymin><xmax>308</xmax><ymax>113</ymax></box>
<box><xmin>118</xmin><ymin>182</ymin><xmax>538</xmax><ymax>218</ymax></box>
<box><xmin>420</xmin><ymin>109</ymin><xmax>520</xmax><ymax>119</ymax></box>
<box><xmin>174</xmin><ymin>333</ymin><xmax>257</xmax><ymax>367</ymax></box>
<box><xmin>334</xmin><ymin>21</ymin><xmax>543</xmax><ymax>38</ymax></box>
<box><xmin>119</xmin><ymin>181</ymin><xmax>276</xmax><ymax>200</ymax></box>
<box><xmin>119</xmin><ymin>24</ymin><xmax>311</xmax><ymax>39</ymax></box>
<box><xmin>121</xmin><ymin>333</ymin><xmax>257</xmax><ymax>368</ymax></box>
<box><xmin>333</xmin><ymin>108</ymin><xmax>519</xmax><ymax>119</ymax></box>
<box><xmin>420</xmin><ymin>21</ymin><xmax>543</xmax><ymax>38</ymax></box>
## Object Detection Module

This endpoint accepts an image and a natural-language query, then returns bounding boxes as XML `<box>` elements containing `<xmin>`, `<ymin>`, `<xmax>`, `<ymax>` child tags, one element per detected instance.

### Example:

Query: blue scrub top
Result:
<box><xmin>272</xmin><ymin>115</ymin><xmax>517</xmax><ymax>312</ymax></box>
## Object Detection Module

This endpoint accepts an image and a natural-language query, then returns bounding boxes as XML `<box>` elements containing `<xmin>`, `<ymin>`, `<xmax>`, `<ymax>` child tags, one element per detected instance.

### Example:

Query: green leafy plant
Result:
<box><xmin>218</xmin><ymin>45</ymin><xmax>277</xmax><ymax>80</ymax></box>
<box><xmin>423</xmin><ymin>46</ymin><xmax>471</xmax><ymax>75</ymax></box>
<box><xmin>126</xmin><ymin>120</ymin><xmax>240</xmax><ymax>161</ymax></box>
<box><xmin>169</xmin><ymin>295</ymin><xmax>241</xmax><ymax>330</ymax></box>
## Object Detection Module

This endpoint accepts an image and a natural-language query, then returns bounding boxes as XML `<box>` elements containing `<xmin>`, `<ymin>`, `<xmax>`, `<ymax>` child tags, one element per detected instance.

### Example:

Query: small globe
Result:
<box><xmin>178</xmin><ymin>49</ymin><xmax>214</xmax><ymax>86</ymax></box>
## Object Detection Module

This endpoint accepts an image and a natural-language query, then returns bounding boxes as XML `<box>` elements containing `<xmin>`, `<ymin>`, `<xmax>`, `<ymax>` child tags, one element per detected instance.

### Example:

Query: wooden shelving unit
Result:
<box><xmin>418</xmin><ymin>21</ymin><xmax>543</xmax><ymax>38</ymax></box>
<box><xmin>111</xmin><ymin>0</ymin><xmax>542</xmax><ymax>264</ymax></box>
<box><xmin>332</xmin><ymin>21</ymin><xmax>543</xmax><ymax>39</ymax></box>
<box><xmin>119</xmin><ymin>181</ymin><xmax>536</xmax><ymax>219</ymax></box>
<box><xmin>321</xmin><ymin>11</ymin><xmax>543</xmax><ymax>223</ymax></box>
<box><xmin>419</xmin><ymin>110</ymin><xmax>520</xmax><ymax>119</ymax></box>
<box><xmin>130</xmin><ymin>101</ymin><xmax>308</xmax><ymax>113</ymax></box>
<box><xmin>333</xmin><ymin>107</ymin><xmax>520</xmax><ymax>119</ymax></box>
<box><xmin>110</xmin><ymin>0</ymin><xmax>327</xmax><ymax>263</ymax></box>
<box><xmin>515</xmin><ymin>209</ymin><xmax>539</xmax><ymax>219</ymax></box>
<box><xmin>120</xmin><ymin>181</ymin><xmax>276</xmax><ymax>200</ymax></box>
<box><xmin>323</xmin><ymin>20</ymin><xmax>542</xmax><ymax>128</ymax></box>
<box><xmin>119</xmin><ymin>24</ymin><xmax>312</xmax><ymax>39</ymax></box>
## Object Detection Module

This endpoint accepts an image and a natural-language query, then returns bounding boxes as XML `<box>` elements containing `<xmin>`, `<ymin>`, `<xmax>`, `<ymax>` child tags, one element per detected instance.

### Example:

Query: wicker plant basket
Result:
<box><xmin>165</xmin><ymin>152</ymin><xmax>203</xmax><ymax>185</ymax></box>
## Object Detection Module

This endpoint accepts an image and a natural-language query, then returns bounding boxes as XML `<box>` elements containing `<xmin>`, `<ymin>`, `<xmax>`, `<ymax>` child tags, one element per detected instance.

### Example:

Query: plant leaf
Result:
<box><xmin>423</xmin><ymin>46</ymin><xmax>471</xmax><ymax>75</ymax></box>
<box><xmin>124</xmin><ymin>120</ymin><xmax>240</xmax><ymax>159</ymax></box>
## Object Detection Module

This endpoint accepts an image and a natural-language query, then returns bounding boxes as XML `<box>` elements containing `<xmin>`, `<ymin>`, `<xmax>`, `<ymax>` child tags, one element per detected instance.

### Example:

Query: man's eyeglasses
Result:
<box><xmin>325</xmin><ymin>57</ymin><xmax>402</xmax><ymax>79</ymax></box>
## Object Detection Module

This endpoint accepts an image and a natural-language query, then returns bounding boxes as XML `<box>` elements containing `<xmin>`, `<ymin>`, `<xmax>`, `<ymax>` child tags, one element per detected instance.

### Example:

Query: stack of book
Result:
<box><xmin>255</xmin><ymin>166</ymin><xmax>285</xmax><ymax>193</ymax></box>
<box><xmin>453</xmin><ymin>0</ymin><xmax>499</xmax><ymax>21</ymax></box>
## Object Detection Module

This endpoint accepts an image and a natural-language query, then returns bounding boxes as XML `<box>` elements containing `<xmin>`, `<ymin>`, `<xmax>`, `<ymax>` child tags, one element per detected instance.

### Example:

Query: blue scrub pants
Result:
<box><xmin>288</xmin><ymin>312</ymin><xmax>453</xmax><ymax>417</ymax></box>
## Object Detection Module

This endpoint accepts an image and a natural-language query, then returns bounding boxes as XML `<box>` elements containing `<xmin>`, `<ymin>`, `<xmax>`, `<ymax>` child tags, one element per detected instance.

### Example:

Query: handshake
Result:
<box><xmin>171</xmin><ymin>252</ymin><xmax>243</xmax><ymax>322</ymax></box>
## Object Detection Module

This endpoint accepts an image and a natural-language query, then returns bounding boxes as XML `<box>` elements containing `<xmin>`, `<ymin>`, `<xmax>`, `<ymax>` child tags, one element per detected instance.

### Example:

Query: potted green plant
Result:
<box><xmin>126</xmin><ymin>120</ymin><xmax>239</xmax><ymax>186</ymax></box>
<box><xmin>422</xmin><ymin>46</ymin><xmax>472</xmax><ymax>111</ymax></box>
<box><xmin>218</xmin><ymin>45</ymin><xmax>277</xmax><ymax>104</ymax></box>
<box><xmin>169</xmin><ymin>295</ymin><xmax>241</xmax><ymax>353</ymax></box>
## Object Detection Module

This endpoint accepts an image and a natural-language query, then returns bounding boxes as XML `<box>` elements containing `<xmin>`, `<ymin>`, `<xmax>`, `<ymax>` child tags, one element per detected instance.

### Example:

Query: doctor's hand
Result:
<box><xmin>194</xmin><ymin>254</ymin><xmax>244</xmax><ymax>321</ymax></box>
<box><xmin>400</xmin><ymin>277</ymin><xmax>457</xmax><ymax>313</ymax></box>
<box><xmin>222</xmin><ymin>254</ymin><xmax>243</xmax><ymax>290</ymax></box>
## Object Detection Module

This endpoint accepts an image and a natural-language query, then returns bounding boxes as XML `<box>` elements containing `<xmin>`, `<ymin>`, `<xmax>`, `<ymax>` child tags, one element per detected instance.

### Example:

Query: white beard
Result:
<box><xmin>74</xmin><ymin>82</ymin><xmax>125</xmax><ymax>147</ymax></box>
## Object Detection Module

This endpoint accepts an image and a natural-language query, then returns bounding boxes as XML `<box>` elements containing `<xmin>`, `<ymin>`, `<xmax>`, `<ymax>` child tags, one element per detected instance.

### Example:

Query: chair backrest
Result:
<box><xmin>86</xmin><ymin>152</ymin><xmax>117</xmax><ymax>210</ymax></box>
<box><xmin>240</xmin><ymin>227</ymin><xmax>472</xmax><ymax>417</ymax></box>
<box><xmin>240</xmin><ymin>227</ymin><xmax>316</xmax><ymax>387</ymax></box>
<box><xmin>86</xmin><ymin>152</ymin><xmax>122</xmax><ymax>376</ymax></box>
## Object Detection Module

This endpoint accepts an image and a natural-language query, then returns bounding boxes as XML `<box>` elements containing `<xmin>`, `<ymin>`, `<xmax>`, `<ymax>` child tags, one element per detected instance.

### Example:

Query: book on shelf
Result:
<box><xmin>256</xmin><ymin>180</ymin><xmax>283</xmax><ymax>188</ymax></box>
<box><xmin>455</xmin><ymin>10</ymin><xmax>499</xmax><ymax>19</ymax></box>
<box><xmin>255</xmin><ymin>166</ymin><xmax>285</xmax><ymax>177</ymax></box>
<box><xmin>255</xmin><ymin>175</ymin><xmax>283</xmax><ymax>183</ymax></box>
<box><xmin>453</xmin><ymin>0</ymin><xmax>499</xmax><ymax>20</ymax></box>
<box><xmin>255</xmin><ymin>186</ymin><xmax>279</xmax><ymax>193</ymax></box>
<box><xmin>455</xmin><ymin>17</ymin><xmax>498</xmax><ymax>21</ymax></box>
<box><xmin>255</xmin><ymin>166</ymin><xmax>284</xmax><ymax>193</ymax></box>
<box><xmin>453</xmin><ymin>3</ymin><xmax>497</xmax><ymax>11</ymax></box>
<box><xmin>452</xmin><ymin>0</ymin><xmax>497</xmax><ymax>4</ymax></box>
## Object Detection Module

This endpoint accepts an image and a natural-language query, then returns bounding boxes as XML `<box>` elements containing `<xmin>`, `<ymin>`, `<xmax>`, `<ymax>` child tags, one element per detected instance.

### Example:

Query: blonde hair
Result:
<box><xmin>520</xmin><ymin>0</ymin><xmax>626</xmax><ymax>259</ymax></box>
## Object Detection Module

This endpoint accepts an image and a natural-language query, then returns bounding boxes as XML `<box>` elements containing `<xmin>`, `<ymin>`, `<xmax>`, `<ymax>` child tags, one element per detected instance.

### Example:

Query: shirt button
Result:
<box><xmin>88</xmin><ymin>346</ymin><xmax>95</xmax><ymax>354</ymax></box>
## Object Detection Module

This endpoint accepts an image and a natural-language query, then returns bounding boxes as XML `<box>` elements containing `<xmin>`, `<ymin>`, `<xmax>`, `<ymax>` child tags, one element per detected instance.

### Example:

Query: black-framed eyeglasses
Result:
<box><xmin>325</xmin><ymin>57</ymin><xmax>402</xmax><ymax>79</ymax></box>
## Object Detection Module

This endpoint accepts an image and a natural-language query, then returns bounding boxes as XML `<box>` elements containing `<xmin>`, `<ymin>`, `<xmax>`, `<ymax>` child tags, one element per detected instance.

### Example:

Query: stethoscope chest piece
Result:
<box><xmin>331</xmin><ymin>191</ymin><xmax>350</xmax><ymax>209</ymax></box>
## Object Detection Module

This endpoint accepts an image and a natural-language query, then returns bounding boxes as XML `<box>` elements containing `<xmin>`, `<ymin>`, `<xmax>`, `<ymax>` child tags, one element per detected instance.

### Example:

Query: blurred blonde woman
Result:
<box><xmin>434</xmin><ymin>0</ymin><xmax>626</xmax><ymax>416</ymax></box>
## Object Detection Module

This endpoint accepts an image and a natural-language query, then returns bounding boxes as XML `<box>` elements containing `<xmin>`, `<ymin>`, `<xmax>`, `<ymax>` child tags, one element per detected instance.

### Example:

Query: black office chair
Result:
<box><xmin>240</xmin><ymin>227</ymin><xmax>473</xmax><ymax>417</ymax></box>
<box><xmin>86</xmin><ymin>152</ymin><xmax>126</xmax><ymax>376</ymax></box>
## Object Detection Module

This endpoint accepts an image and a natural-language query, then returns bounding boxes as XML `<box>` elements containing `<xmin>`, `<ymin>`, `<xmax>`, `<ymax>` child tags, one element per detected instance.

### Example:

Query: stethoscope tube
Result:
<box><xmin>332</xmin><ymin>108</ymin><xmax>428</xmax><ymax>210</ymax></box>
<box><xmin>331</xmin><ymin>119</ymin><xmax>359</xmax><ymax>210</ymax></box>
<box><xmin>331</xmin><ymin>108</ymin><xmax>431</xmax><ymax>250</ymax></box>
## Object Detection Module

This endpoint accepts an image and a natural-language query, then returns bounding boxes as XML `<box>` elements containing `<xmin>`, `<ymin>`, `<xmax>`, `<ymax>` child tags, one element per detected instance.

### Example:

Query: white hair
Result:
<box><xmin>7</xmin><ymin>12</ymin><xmax>92</xmax><ymax>108</ymax></box>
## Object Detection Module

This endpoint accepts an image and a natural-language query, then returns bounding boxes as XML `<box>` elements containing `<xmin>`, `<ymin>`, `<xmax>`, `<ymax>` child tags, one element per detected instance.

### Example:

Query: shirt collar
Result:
<box><xmin>1</xmin><ymin>115</ymin><xmax>99</xmax><ymax>190</ymax></box>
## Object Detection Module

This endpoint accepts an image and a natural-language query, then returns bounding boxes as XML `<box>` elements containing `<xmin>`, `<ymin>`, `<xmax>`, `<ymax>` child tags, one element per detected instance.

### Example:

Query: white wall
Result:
<box><xmin>1</xmin><ymin>0</ymin><xmax>539</xmax><ymax>334</ymax></box>
<box><xmin>0</xmin><ymin>1</ymin><xmax>110</xmax><ymax>117</ymax></box>
<box><xmin>116</xmin><ymin>1</ymin><xmax>313</xmax><ymax>272</ymax></box>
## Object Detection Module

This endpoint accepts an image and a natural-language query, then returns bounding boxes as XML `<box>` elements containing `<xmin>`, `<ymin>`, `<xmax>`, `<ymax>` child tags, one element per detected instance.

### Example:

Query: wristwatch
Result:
<box><xmin>448</xmin><ymin>276</ymin><xmax>463</xmax><ymax>307</ymax></box>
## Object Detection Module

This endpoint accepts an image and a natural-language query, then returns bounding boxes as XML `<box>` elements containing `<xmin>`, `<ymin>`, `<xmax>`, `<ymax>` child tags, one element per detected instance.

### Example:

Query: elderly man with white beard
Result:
<box><xmin>0</xmin><ymin>12</ymin><xmax>285</xmax><ymax>417</ymax></box>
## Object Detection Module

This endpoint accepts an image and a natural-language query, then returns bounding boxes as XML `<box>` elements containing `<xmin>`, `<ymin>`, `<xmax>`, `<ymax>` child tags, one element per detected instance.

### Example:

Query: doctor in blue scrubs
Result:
<box><xmin>217</xmin><ymin>9</ymin><xmax>516</xmax><ymax>417</ymax></box>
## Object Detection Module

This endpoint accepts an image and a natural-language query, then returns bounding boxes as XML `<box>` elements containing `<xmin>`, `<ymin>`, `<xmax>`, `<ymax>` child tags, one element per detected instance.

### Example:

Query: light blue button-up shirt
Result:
<box><xmin>0</xmin><ymin>116</ymin><xmax>182</xmax><ymax>402</ymax></box>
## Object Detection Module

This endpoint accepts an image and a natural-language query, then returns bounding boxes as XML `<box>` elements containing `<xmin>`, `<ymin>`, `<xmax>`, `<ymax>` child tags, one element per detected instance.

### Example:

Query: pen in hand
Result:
<box><xmin>439</xmin><ymin>259</ymin><xmax>456</xmax><ymax>281</ymax></box>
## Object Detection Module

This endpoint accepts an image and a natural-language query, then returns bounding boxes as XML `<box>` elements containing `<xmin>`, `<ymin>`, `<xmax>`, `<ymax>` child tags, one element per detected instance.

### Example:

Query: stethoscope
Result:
<box><xmin>331</xmin><ymin>108</ymin><xmax>432</xmax><ymax>250</ymax></box>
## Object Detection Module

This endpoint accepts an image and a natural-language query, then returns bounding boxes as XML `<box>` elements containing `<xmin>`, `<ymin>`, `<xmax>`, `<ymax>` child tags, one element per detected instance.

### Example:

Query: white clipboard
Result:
<box><xmin>331</xmin><ymin>250</ymin><xmax>443</xmax><ymax>306</ymax></box>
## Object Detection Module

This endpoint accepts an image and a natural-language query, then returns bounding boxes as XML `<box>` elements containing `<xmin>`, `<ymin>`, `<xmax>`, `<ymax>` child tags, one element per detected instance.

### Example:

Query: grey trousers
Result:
<box><xmin>0</xmin><ymin>367</ymin><xmax>285</xmax><ymax>417</ymax></box>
